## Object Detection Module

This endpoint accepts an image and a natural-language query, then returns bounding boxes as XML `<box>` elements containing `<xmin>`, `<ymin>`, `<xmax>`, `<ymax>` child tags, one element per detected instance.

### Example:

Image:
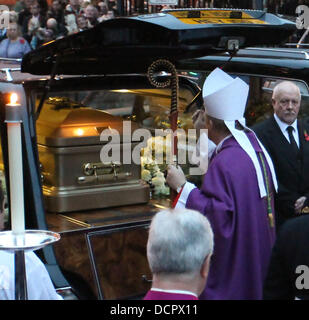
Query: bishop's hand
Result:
<box><xmin>166</xmin><ymin>165</ymin><xmax>187</xmax><ymax>192</ymax></box>
<box><xmin>295</xmin><ymin>196</ymin><xmax>307</xmax><ymax>214</ymax></box>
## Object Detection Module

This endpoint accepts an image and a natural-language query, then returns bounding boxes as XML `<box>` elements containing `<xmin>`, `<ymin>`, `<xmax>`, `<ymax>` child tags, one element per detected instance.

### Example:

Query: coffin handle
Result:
<box><xmin>77</xmin><ymin>172</ymin><xmax>132</xmax><ymax>184</ymax></box>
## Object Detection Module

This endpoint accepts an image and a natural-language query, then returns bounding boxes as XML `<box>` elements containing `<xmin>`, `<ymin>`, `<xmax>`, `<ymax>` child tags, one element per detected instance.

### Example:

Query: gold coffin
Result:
<box><xmin>36</xmin><ymin>102</ymin><xmax>150</xmax><ymax>213</ymax></box>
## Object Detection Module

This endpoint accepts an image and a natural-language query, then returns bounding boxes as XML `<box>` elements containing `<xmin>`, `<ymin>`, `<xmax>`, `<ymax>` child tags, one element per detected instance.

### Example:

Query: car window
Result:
<box><xmin>36</xmin><ymin>86</ymin><xmax>197</xmax><ymax>131</ymax></box>
<box><xmin>33</xmin><ymin>84</ymin><xmax>200</xmax><ymax>198</ymax></box>
<box><xmin>263</xmin><ymin>79</ymin><xmax>309</xmax><ymax>95</ymax></box>
<box><xmin>247</xmin><ymin>76</ymin><xmax>309</xmax><ymax>126</ymax></box>
<box><xmin>180</xmin><ymin>70</ymin><xmax>309</xmax><ymax>126</ymax></box>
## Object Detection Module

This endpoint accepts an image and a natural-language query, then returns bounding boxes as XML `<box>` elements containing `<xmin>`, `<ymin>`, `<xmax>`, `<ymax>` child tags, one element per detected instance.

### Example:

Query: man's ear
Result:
<box><xmin>206</xmin><ymin>117</ymin><xmax>213</xmax><ymax>131</ymax></box>
<box><xmin>200</xmin><ymin>254</ymin><xmax>212</xmax><ymax>279</ymax></box>
<box><xmin>271</xmin><ymin>98</ymin><xmax>276</xmax><ymax>109</ymax></box>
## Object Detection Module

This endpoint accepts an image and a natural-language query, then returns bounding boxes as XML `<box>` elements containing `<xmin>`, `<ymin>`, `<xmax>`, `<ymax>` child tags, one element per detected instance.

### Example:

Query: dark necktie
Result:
<box><xmin>287</xmin><ymin>126</ymin><xmax>299</xmax><ymax>155</ymax></box>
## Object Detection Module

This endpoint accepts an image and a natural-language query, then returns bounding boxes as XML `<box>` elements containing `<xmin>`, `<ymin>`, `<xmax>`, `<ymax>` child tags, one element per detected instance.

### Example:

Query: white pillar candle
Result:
<box><xmin>6</xmin><ymin>94</ymin><xmax>25</xmax><ymax>235</ymax></box>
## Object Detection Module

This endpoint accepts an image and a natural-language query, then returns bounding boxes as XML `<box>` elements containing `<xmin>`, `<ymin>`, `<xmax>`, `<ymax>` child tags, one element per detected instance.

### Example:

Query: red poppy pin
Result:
<box><xmin>304</xmin><ymin>130</ymin><xmax>309</xmax><ymax>141</ymax></box>
<box><xmin>19</xmin><ymin>38</ymin><xmax>25</xmax><ymax>44</ymax></box>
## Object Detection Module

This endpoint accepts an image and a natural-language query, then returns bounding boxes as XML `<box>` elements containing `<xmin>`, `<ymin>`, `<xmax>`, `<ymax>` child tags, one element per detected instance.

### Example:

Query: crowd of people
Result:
<box><xmin>0</xmin><ymin>0</ymin><xmax>118</xmax><ymax>58</ymax></box>
<box><xmin>0</xmin><ymin>0</ymin><xmax>307</xmax><ymax>59</ymax></box>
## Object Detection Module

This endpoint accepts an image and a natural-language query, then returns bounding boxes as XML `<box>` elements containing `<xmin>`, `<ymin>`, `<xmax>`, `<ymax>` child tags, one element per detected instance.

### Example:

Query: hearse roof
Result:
<box><xmin>176</xmin><ymin>47</ymin><xmax>309</xmax><ymax>82</ymax></box>
<box><xmin>20</xmin><ymin>8</ymin><xmax>295</xmax><ymax>76</ymax></box>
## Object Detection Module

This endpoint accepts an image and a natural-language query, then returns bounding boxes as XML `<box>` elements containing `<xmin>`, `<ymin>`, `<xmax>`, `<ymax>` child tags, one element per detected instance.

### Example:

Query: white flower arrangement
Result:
<box><xmin>141</xmin><ymin>135</ymin><xmax>171</xmax><ymax>197</ymax></box>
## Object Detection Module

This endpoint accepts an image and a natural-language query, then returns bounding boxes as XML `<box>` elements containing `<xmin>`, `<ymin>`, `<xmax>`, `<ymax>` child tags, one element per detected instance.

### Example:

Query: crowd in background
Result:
<box><xmin>0</xmin><ymin>0</ymin><xmax>307</xmax><ymax>58</ymax></box>
<box><xmin>0</xmin><ymin>0</ymin><xmax>119</xmax><ymax>57</ymax></box>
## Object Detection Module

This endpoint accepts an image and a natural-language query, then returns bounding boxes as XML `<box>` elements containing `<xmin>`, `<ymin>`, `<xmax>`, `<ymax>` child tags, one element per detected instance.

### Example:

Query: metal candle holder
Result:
<box><xmin>2</xmin><ymin>96</ymin><xmax>60</xmax><ymax>300</ymax></box>
<box><xmin>0</xmin><ymin>230</ymin><xmax>60</xmax><ymax>300</ymax></box>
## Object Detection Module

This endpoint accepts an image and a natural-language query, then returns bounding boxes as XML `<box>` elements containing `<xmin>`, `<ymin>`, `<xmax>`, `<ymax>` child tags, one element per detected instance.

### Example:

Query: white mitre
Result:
<box><xmin>202</xmin><ymin>68</ymin><xmax>278</xmax><ymax>197</ymax></box>
<box><xmin>202</xmin><ymin>67</ymin><xmax>248</xmax><ymax>121</ymax></box>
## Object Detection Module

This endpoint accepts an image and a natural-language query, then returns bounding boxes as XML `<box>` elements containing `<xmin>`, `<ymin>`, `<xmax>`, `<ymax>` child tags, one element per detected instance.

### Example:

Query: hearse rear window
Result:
<box><xmin>180</xmin><ymin>71</ymin><xmax>309</xmax><ymax>126</ymax></box>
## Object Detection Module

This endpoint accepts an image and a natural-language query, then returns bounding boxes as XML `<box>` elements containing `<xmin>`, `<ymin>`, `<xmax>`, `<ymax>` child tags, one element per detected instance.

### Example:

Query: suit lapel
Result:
<box><xmin>298</xmin><ymin>120</ymin><xmax>309</xmax><ymax>170</ymax></box>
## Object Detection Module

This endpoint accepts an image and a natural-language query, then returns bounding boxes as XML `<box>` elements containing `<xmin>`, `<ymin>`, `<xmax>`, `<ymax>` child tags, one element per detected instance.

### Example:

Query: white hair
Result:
<box><xmin>272</xmin><ymin>81</ymin><xmax>301</xmax><ymax>101</ymax></box>
<box><xmin>147</xmin><ymin>208</ymin><xmax>213</xmax><ymax>275</ymax></box>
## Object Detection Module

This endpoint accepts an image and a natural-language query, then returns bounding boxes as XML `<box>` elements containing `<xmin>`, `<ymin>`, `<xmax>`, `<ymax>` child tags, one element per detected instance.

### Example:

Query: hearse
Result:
<box><xmin>0</xmin><ymin>8</ymin><xmax>300</xmax><ymax>299</ymax></box>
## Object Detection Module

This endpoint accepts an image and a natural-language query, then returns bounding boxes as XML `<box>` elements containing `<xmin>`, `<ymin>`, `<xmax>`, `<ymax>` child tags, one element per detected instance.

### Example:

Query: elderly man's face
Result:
<box><xmin>272</xmin><ymin>83</ymin><xmax>301</xmax><ymax>125</ymax></box>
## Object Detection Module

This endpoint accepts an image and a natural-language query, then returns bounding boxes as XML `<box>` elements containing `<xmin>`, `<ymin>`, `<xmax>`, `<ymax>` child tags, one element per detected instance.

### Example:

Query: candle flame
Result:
<box><xmin>10</xmin><ymin>93</ymin><xmax>18</xmax><ymax>105</ymax></box>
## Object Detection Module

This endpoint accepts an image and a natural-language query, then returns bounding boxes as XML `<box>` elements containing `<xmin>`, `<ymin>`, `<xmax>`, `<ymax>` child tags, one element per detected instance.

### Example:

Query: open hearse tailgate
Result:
<box><xmin>21</xmin><ymin>8</ymin><xmax>296</xmax><ymax>76</ymax></box>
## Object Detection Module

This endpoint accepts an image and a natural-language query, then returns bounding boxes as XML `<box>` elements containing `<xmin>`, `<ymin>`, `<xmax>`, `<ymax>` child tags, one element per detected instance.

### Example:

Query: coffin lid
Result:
<box><xmin>36</xmin><ymin>101</ymin><xmax>139</xmax><ymax>147</ymax></box>
<box><xmin>21</xmin><ymin>8</ymin><xmax>296</xmax><ymax>76</ymax></box>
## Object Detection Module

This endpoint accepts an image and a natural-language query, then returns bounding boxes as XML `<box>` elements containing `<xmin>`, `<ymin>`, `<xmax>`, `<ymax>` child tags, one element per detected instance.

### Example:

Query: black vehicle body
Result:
<box><xmin>178</xmin><ymin>47</ymin><xmax>309</xmax><ymax>85</ymax></box>
<box><xmin>177</xmin><ymin>47</ymin><xmax>309</xmax><ymax>125</ymax></box>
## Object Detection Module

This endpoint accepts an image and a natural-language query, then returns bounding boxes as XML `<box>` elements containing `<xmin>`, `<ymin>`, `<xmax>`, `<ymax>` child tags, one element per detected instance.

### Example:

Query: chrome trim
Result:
<box><xmin>0</xmin><ymin>57</ymin><xmax>22</xmax><ymax>62</ymax></box>
<box><xmin>245</xmin><ymin>47</ymin><xmax>309</xmax><ymax>59</ymax></box>
<box><xmin>0</xmin><ymin>68</ymin><xmax>21</xmax><ymax>82</ymax></box>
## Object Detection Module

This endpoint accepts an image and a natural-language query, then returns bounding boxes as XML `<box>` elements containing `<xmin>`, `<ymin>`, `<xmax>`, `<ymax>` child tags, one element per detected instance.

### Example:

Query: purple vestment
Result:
<box><xmin>143</xmin><ymin>290</ymin><xmax>198</xmax><ymax>300</ymax></box>
<box><xmin>186</xmin><ymin>132</ymin><xmax>276</xmax><ymax>300</ymax></box>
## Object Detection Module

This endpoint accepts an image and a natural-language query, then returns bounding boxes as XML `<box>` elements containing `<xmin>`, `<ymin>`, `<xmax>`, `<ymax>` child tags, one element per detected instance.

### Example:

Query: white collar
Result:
<box><xmin>215</xmin><ymin>134</ymin><xmax>232</xmax><ymax>154</ymax></box>
<box><xmin>224</xmin><ymin>120</ymin><xmax>278</xmax><ymax>197</ymax></box>
<box><xmin>274</xmin><ymin>113</ymin><xmax>298</xmax><ymax>133</ymax></box>
<box><xmin>150</xmin><ymin>287</ymin><xmax>198</xmax><ymax>298</ymax></box>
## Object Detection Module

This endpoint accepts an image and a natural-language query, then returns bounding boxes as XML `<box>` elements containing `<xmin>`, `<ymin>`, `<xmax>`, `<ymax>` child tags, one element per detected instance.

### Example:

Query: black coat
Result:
<box><xmin>263</xmin><ymin>215</ymin><xmax>309</xmax><ymax>300</ymax></box>
<box><xmin>253</xmin><ymin>116</ymin><xmax>309</xmax><ymax>228</ymax></box>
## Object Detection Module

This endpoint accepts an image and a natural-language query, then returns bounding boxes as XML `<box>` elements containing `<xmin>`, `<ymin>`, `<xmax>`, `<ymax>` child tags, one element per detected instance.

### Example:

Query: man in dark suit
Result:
<box><xmin>263</xmin><ymin>214</ymin><xmax>309</xmax><ymax>300</ymax></box>
<box><xmin>253</xmin><ymin>81</ymin><xmax>309</xmax><ymax>229</ymax></box>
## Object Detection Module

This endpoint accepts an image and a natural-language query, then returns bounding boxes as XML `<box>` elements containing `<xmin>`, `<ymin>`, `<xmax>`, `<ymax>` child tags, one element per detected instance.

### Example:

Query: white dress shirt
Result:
<box><xmin>273</xmin><ymin>113</ymin><xmax>299</xmax><ymax>147</ymax></box>
<box><xmin>0</xmin><ymin>251</ymin><xmax>63</xmax><ymax>300</ymax></box>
